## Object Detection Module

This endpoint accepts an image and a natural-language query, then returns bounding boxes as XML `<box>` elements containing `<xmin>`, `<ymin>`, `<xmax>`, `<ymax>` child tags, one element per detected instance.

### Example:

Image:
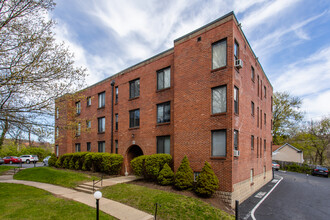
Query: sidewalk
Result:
<box><xmin>0</xmin><ymin>173</ymin><xmax>153</xmax><ymax>220</ymax></box>
<box><xmin>238</xmin><ymin>174</ymin><xmax>283</xmax><ymax>220</ymax></box>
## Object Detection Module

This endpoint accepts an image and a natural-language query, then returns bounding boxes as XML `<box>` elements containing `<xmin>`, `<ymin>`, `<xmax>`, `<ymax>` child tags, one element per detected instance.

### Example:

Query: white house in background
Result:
<box><xmin>272</xmin><ymin>143</ymin><xmax>304</xmax><ymax>163</ymax></box>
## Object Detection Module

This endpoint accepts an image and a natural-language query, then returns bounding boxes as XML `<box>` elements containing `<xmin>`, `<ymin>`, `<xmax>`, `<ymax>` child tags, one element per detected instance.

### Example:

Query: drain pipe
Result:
<box><xmin>110</xmin><ymin>80</ymin><xmax>115</xmax><ymax>153</ymax></box>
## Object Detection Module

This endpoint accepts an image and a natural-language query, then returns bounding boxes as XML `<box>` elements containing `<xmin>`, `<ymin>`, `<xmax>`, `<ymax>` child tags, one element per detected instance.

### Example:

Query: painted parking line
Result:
<box><xmin>254</xmin><ymin>192</ymin><xmax>267</xmax><ymax>198</ymax></box>
<box><xmin>251</xmin><ymin>176</ymin><xmax>283</xmax><ymax>220</ymax></box>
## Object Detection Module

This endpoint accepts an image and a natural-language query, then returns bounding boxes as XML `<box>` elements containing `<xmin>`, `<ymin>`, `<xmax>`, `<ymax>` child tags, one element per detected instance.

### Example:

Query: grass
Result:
<box><xmin>0</xmin><ymin>183</ymin><xmax>115</xmax><ymax>220</ymax></box>
<box><xmin>102</xmin><ymin>183</ymin><xmax>234</xmax><ymax>220</ymax></box>
<box><xmin>0</xmin><ymin>166</ymin><xmax>18</xmax><ymax>175</ymax></box>
<box><xmin>14</xmin><ymin>167</ymin><xmax>99</xmax><ymax>188</ymax></box>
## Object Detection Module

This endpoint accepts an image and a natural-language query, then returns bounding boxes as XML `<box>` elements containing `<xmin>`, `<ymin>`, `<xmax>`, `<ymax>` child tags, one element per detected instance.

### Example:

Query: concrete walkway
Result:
<box><xmin>0</xmin><ymin>172</ymin><xmax>153</xmax><ymax>220</ymax></box>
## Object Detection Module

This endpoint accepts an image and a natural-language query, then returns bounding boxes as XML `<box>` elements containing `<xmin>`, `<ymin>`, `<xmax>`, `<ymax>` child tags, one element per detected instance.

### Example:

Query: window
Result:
<box><xmin>129</xmin><ymin>109</ymin><xmax>140</xmax><ymax>128</ymax></box>
<box><xmin>234</xmin><ymin>86</ymin><xmax>239</xmax><ymax>114</ymax></box>
<box><xmin>157</xmin><ymin>67</ymin><xmax>171</xmax><ymax>90</ymax></box>
<box><xmin>115</xmin><ymin>87</ymin><xmax>118</xmax><ymax>104</ymax></box>
<box><xmin>250</xmin><ymin>169</ymin><xmax>254</xmax><ymax>183</ymax></box>
<box><xmin>257</xmin><ymin>75</ymin><xmax>259</xmax><ymax>97</ymax></box>
<box><xmin>98</xmin><ymin>92</ymin><xmax>105</xmax><ymax>108</ymax></box>
<box><xmin>264</xmin><ymin>139</ymin><xmax>266</xmax><ymax>151</ymax></box>
<box><xmin>261</xmin><ymin>80</ymin><xmax>263</xmax><ymax>99</ymax></box>
<box><xmin>251</xmin><ymin>66</ymin><xmax>255</xmax><ymax>81</ymax></box>
<box><xmin>129</xmin><ymin>79</ymin><xmax>140</xmax><ymax>99</ymax></box>
<box><xmin>212</xmin><ymin>130</ymin><xmax>226</xmax><ymax>157</ymax></box>
<box><xmin>87</xmin><ymin>142</ymin><xmax>91</xmax><ymax>152</ymax></box>
<box><xmin>251</xmin><ymin>135</ymin><xmax>254</xmax><ymax>150</ymax></box>
<box><xmin>257</xmin><ymin>137</ymin><xmax>259</xmax><ymax>158</ymax></box>
<box><xmin>157</xmin><ymin>136</ymin><xmax>170</xmax><ymax>154</ymax></box>
<box><xmin>264</xmin><ymin>113</ymin><xmax>266</xmax><ymax>127</ymax></box>
<box><xmin>264</xmin><ymin>86</ymin><xmax>266</xmax><ymax>99</ymax></box>
<box><xmin>75</xmin><ymin>143</ymin><xmax>81</xmax><ymax>152</ymax></box>
<box><xmin>115</xmin><ymin>140</ymin><xmax>118</xmax><ymax>154</ymax></box>
<box><xmin>264</xmin><ymin>166</ymin><xmax>266</xmax><ymax>178</ymax></box>
<box><xmin>260</xmin><ymin>110</ymin><xmax>262</xmax><ymax>129</ymax></box>
<box><xmin>98</xmin><ymin>141</ymin><xmax>105</xmax><ymax>152</ymax></box>
<box><xmin>86</xmin><ymin>120</ymin><xmax>91</xmax><ymax>129</ymax></box>
<box><xmin>234</xmin><ymin>41</ymin><xmax>239</xmax><ymax>62</ymax></box>
<box><xmin>56</xmin><ymin>127</ymin><xmax>59</xmax><ymax>138</ymax></box>
<box><xmin>251</xmin><ymin>101</ymin><xmax>254</xmax><ymax>116</ymax></box>
<box><xmin>76</xmin><ymin>123</ymin><xmax>81</xmax><ymax>136</ymax></box>
<box><xmin>76</xmin><ymin>102</ymin><xmax>81</xmax><ymax>114</ymax></box>
<box><xmin>260</xmin><ymin>137</ymin><xmax>262</xmax><ymax>157</ymax></box>
<box><xmin>271</xmin><ymin>96</ymin><xmax>273</xmax><ymax>112</ymax></box>
<box><xmin>212</xmin><ymin>86</ymin><xmax>226</xmax><ymax>114</ymax></box>
<box><xmin>157</xmin><ymin>102</ymin><xmax>170</xmax><ymax>123</ymax></box>
<box><xmin>56</xmin><ymin>107</ymin><xmax>59</xmax><ymax>119</ymax></box>
<box><xmin>98</xmin><ymin>117</ymin><xmax>105</xmax><ymax>133</ymax></box>
<box><xmin>234</xmin><ymin>130</ymin><xmax>238</xmax><ymax>150</ymax></box>
<box><xmin>56</xmin><ymin>145</ymin><xmax>59</xmax><ymax>157</ymax></box>
<box><xmin>271</xmin><ymin>119</ymin><xmax>273</xmax><ymax>130</ymax></box>
<box><xmin>212</xmin><ymin>39</ymin><xmax>227</xmax><ymax>69</ymax></box>
<box><xmin>115</xmin><ymin>114</ymin><xmax>118</xmax><ymax>131</ymax></box>
<box><xmin>194</xmin><ymin>172</ymin><xmax>200</xmax><ymax>182</ymax></box>
<box><xmin>87</xmin><ymin>97</ymin><xmax>91</xmax><ymax>106</ymax></box>
<box><xmin>257</xmin><ymin>107</ymin><xmax>259</xmax><ymax>127</ymax></box>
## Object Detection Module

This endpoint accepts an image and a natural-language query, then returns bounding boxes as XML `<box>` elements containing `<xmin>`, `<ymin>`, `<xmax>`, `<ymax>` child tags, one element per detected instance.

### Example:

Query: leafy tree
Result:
<box><xmin>195</xmin><ymin>161</ymin><xmax>219</xmax><ymax>197</ymax></box>
<box><xmin>272</xmin><ymin>91</ymin><xmax>304</xmax><ymax>144</ymax></box>
<box><xmin>157</xmin><ymin>163</ymin><xmax>174</xmax><ymax>185</ymax></box>
<box><xmin>0</xmin><ymin>0</ymin><xmax>86</xmax><ymax>148</ymax></box>
<box><xmin>174</xmin><ymin>156</ymin><xmax>194</xmax><ymax>190</ymax></box>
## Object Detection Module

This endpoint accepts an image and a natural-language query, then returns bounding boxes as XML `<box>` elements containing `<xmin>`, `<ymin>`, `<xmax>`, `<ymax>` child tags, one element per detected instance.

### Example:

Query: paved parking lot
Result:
<box><xmin>240</xmin><ymin>171</ymin><xmax>330</xmax><ymax>220</ymax></box>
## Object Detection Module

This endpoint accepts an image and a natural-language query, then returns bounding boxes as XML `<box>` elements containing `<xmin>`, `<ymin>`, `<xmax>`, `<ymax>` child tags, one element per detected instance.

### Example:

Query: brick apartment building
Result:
<box><xmin>55</xmin><ymin>12</ymin><xmax>273</xmax><ymax>206</ymax></box>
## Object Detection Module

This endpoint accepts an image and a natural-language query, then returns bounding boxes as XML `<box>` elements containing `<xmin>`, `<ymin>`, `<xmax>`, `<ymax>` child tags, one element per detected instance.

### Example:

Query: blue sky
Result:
<box><xmin>50</xmin><ymin>0</ymin><xmax>330</xmax><ymax>121</ymax></box>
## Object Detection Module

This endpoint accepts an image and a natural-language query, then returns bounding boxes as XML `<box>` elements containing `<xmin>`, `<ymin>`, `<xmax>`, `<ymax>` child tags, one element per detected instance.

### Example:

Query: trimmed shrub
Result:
<box><xmin>194</xmin><ymin>161</ymin><xmax>219</xmax><ymax>197</ymax></box>
<box><xmin>174</xmin><ymin>156</ymin><xmax>194</xmax><ymax>190</ymax></box>
<box><xmin>157</xmin><ymin>163</ymin><xmax>174</xmax><ymax>185</ymax></box>
<box><xmin>131</xmin><ymin>155</ymin><xmax>147</xmax><ymax>176</ymax></box>
<box><xmin>144</xmin><ymin>154</ymin><xmax>172</xmax><ymax>180</ymax></box>
<box><xmin>102</xmin><ymin>153</ymin><xmax>124</xmax><ymax>175</ymax></box>
<box><xmin>48</xmin><ymin>154</ymin><xmax>57</xmax><ymax>167</ymax></box>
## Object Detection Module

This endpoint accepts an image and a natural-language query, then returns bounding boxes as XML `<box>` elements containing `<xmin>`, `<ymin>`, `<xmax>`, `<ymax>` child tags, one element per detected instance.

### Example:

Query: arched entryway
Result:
<box><xmin>124</xmin><ymin>145</ymin><xmax>143</xmax><ymax>175</ymax></box>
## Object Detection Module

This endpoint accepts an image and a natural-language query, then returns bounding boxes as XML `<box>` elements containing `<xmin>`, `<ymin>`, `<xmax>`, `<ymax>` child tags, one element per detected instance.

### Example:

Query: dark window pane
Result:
<box><xmin>212</xmin><ymin>130</ymin><xmax>226</xmax><ymax>156</ymax></box>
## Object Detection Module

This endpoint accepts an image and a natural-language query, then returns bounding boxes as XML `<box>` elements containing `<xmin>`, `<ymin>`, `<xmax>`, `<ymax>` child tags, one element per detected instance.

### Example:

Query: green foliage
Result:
<box><xmin>47</xmin><ymin>154</ymin><xmax>57</xmax><ymax>167</ymax></box>
<box><xmin>280</xmin><ymin>162</ymin><xmax>312</xmax><ymax>174</ymax></box>
<box><xmin>144</xmin><ymin>154</ymin><xmax>172</xmax><ymax>180</ymax></box>
<box><xmin>157</xmin><ymin>163</ymin><xmax>174</xmax><ymax>185</ymax></box>
<box><xmin>174</xmin><ymin>156</ymin><xmax>194</xmax><ymax>190</ymax></box>
<box><xmin>194</xmin><ymin>161</ymin><xmax>219</xmax><ymax>197</ymax></box>
<box><xmin>130</xmin><ymin>154</ymin><xmax>172</xmax><ymax>180</ymax></box>
<box><xmin>131</xmin><ymin>155</ymin><xmax>147</xmax><ymax>176</ymax></box>
<box><xmin>55</xmin><ymin>152</ymin><xmax>123</xmax><ymax>175</ymax></box>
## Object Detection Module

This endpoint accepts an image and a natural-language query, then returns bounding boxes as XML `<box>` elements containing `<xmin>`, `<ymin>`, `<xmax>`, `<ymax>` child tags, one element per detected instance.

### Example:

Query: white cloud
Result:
<box><xmin>303</xmin><ymin>90</ymin><xmax>330</xmax><ymax>120</ymax></box>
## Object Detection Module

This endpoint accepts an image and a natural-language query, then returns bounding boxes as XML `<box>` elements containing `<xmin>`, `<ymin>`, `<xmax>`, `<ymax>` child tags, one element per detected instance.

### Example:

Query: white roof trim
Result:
<box><xmin>273</xmin><ymin>143</ymin><xmax>302</xmax><ymax>153</ymax></box>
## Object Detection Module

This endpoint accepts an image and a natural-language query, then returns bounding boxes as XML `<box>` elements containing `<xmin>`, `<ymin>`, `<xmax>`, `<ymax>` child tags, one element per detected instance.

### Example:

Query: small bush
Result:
<box><xmin>157</xmin><ymin>163</ymin><xmax>174</xmax><ymax>185</ymax></box>
<box><xmin>48</xmin><ymin>154</ymin><xmax>57</xmax><ymax>167</ymax></box>
<box><xmin>194</xmin><ymin>161</ymin><xmax>219</xmax><ymax>197</ymax></box>
<box><xmin>144</xmin><ymin>154</ymin><xmax>172</xmax><ymax>180</ymax></box>
<box><xmin>131</xmin><ymin>155</ymin><xmax>147</xmax><ymax>176</ymax></box>
<box><xmin>174</xmin><ymin>156</ymin><xmax>194</xmax><ymax>190</ymax></box>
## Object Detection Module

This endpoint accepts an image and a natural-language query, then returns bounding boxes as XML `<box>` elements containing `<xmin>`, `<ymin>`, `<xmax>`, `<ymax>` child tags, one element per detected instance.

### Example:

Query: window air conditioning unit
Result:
<box><xmin>234</xmin><ymin>150</ymin><xmax>240</xmax><ymax>157</ymax></box>
<box><xmin>235</xmin><ymin>59</ymin><xmax>243</xmax><ymax>69</ymax></box>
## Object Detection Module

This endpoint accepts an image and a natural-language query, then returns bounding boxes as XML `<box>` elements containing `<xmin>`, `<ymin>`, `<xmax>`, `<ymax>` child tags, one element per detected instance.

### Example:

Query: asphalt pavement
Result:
<box><xmin>240</xmin><ymin>170</ymin><xmax>330</xmax><ymax>220</ymax></box>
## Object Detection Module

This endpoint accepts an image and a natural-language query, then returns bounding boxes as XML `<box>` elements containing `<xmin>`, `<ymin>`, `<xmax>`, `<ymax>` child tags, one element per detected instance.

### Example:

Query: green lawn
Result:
<box><xmin>14</xmin><ymin>167</ymin><xmax>99</xmax><ymax>188</ymax></box>
<box><xmin>0</xmin><ymin>166</ymin><xmax>18</xmax><ymax>175</ymax></box>
<box><xmin>0</xmin><ymin>183</ymin><xmax>115</xmax><ymax>220</ymax></box>
<box><xmin>102</xmin><ymin>183</ymin><xmax>234</xmax><ymax>220</ymax></box>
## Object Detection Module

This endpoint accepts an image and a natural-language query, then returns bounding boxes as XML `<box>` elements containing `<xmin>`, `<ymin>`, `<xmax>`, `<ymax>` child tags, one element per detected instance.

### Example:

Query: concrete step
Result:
<box><xmin>78</xmin><ymin>184</ymin><xmax>100</xmax><ymax>191</ymax></box>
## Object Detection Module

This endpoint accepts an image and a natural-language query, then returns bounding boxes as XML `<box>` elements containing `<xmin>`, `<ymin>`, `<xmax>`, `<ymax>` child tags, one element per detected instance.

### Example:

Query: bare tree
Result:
<box><xmin>0</xmin><ymin>0</ymin><xmax>86</xmax><ymax>148</ymax></box>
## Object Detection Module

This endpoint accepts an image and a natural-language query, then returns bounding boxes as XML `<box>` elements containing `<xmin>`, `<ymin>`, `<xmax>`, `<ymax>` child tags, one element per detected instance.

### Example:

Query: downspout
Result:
<box><xmin>110</xmin><ymin>80</ymin><xmax>115</xmax><ymax>153</ymax></box>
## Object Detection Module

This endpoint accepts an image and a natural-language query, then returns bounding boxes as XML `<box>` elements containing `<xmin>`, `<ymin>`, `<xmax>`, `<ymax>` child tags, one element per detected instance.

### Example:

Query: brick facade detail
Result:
<box><xmin>55</xmin><ymin>12</ymin><xmax>273</xmax><ymax>206</ymax></box>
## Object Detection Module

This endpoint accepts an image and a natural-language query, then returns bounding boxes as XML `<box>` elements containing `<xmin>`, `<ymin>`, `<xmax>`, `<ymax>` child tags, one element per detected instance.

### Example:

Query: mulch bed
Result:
<box><xmin>130</xmin><ymin>179</ymin><xmax>234</xmax><ymax>215</ymax></box>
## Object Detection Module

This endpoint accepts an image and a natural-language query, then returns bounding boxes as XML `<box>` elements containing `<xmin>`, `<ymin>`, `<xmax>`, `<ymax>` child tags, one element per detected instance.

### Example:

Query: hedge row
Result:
<box><xmin>49</xmin><ymin>152</ymin><xmax>123</xmax><ymax>175</ymax></box>
<box><xmin>131</xmin><ymin>154</ymin><xmax>219</xmax><ymax>197</ymax></box>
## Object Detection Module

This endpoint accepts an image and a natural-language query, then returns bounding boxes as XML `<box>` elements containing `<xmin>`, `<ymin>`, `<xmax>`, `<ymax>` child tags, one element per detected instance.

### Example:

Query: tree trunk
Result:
<box><xmin>0</xmin><ymin>117</ymin><xmax>9</xmax><ymax>148</ymax></box>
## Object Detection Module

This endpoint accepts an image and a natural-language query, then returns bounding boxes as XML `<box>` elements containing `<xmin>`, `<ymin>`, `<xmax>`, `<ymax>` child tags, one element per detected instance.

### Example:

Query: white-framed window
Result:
<box><xmin>98</xmin><ymin>117</ymin><xmax>105</xmax><ymax>133</ymax></box>
<box><xmin>212</xmin><ymin>85</ymin><xmax>226</xmax><ymax>114</ymax></box>
<box><xmin>98</xmin><ymin>92</ymin><xmax>105</xmax><ymax>108</ymax></box>
<box><xmin>98</xmin><ymin>141</ymin><xmax>105</xmax><ymax>152</ymax></box>
<box><xmin>56</xmin><ymin>126</ymin><xmax>59</xmax><ymax>138</ymax></box>
<box><xmin>157</xmin><ymin>136</ymin><xmax>170</xmax><ymax>154</ymax></box>
<box><xmin>76</xmin><ymin>102</ymin><xmax>81</xmax><ymax>114</ymax></box>
<box><xmin>234</xmin><ymin>86</ymin><xmax>239</xmax><ymax>114</ymax></box>
<box><xmin>86</xmin><ymin>120</ymin><xmax>91</xmax><ymax>129</ymax></box>
<box><xmin>157</xmin><ymin>102</ymin><xmax>170</xmax><ymax>123</ymax></box>
<box><xmin>75</xmin><ymin>143</ymin><xmax>81</xmax><ymax>152</ymax></box>
<box><xmin>76</xmin><ymin>123</ymin><xmax>81</xmax><ymax>136</ymax></box>
<box><xmin>56</xmin><ymin>145</ymin><xmax>59</xmax><ymax>157</ymax></box>
<box><xmin>234</xmin><ymin>41</ymin><xmax>239</xmax><ymax>62</ymax></box>
<box><xmin>157</xmin><ymin>67</ymin><xmax>171</xmax><ymax>90</ymax></box>
<box><xmin>212</xmin><ymin>130</ymin><xmax>226</xmax><ymax>157</ymax></box>
<box><xmin>212</xmin><ymin>39</ymin><xmax>227</xmax><ymax>69</ymax></box>
<box><xmin>87</xmin><ymin>97</ymin><xmax>91</xmax><ymax>106</ymax></box>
